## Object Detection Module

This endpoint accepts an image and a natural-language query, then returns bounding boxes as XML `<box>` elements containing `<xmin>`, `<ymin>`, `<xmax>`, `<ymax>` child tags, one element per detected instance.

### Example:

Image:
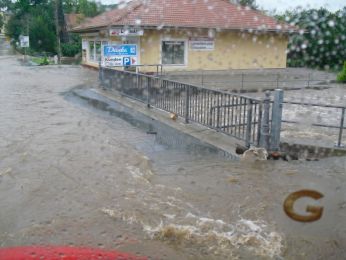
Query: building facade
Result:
<box><xmin>72</xmin><ymin>0</ymin><xmax>296</xmax><ymax>72</ymax></box>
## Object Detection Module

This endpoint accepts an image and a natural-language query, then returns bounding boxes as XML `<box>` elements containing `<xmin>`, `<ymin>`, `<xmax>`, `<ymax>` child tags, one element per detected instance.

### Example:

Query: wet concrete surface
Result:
<box><xmin>1</xmin><ymin>42</ymin><xmax>346</xmax><ymax>259</ymax></box>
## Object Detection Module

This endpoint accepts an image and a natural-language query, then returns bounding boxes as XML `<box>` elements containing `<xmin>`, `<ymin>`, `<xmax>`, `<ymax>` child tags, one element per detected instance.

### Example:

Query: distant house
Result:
<box><xmin>64</xmin><ymin>13</ymin><xmax>86</xmax><ymax>32</ymax></box>
<box><xmin>70</xmin><ymin>0</ymin><xmax>297</xmax><ymax>71</ymax></box>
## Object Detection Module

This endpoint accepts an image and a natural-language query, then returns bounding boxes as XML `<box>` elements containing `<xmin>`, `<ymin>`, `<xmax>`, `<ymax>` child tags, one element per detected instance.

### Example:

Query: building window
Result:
<box><xmin>162</xmin><ymin>41</ymin><xmax>185</xmax><ymax>65</ymax></box>
<box><xmin>95</xmin><ymin>41</ymin><xmax>101</xmax><ymax>62</ymax></box>
<box><xmin>89</xmin><ymin>41</ymin><xmax>95</xmax><ymax>61</ymax></box>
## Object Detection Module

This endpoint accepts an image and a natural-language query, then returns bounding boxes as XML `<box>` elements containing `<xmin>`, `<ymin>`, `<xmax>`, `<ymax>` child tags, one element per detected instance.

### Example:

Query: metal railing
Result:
<box><xmin>104</xmin><ymin>63</ymin><xmax>163</xmax><ymax>76</ymax></box>
<box><xmin>281</xmin><ymin>101</ymin><xmax>345</xmax><ymax>147</ymax></box>
<box><xmin>99</xmin><ymin>65</ymin><xmax>344</xmax><ymax>149</ymax></box>
<box><xmin>99</xmin><ymin>66</ymin><xmax>278</xmax><ymax>148</ymax></box>
<box><xmin>164</xmin><ymin>71</ymin><xmax>332</xmax><ymax>91</ymax></box>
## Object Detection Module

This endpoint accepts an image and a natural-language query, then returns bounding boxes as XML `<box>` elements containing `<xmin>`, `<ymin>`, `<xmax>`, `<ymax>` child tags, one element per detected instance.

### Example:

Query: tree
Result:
<box><xmin>276</xmin><ymin>7</ymin><xmax>346</xmax><ymax>70</ymax></box>
<box><xmin>5</xmin><ymin>0</ymin><xmax>56</xmax><ymax>53</ymax></box>
<box><xmin>232</xmin><ymin>0</ymin><xmax>258</xmax><ymax>10</ymax></box>
<box><xmin>0</xmin><ymin>13</ymin><xmax>3</xmax><ymax>30</ymax></box>
<box><xmin>62</xmin><ymin>0</ymin><xmax>101</xmax><ymax>17</ymax></box>
<box><xmin>0</xmin><ymin>0</ymin><xmax>13</xmax><ymax>10</ymax></box>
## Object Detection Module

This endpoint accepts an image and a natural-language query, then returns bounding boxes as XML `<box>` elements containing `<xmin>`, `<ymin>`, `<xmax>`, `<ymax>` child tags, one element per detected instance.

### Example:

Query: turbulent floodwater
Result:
<box><xmin>1</xmin><ymin>43</ymin><xmax>346</xmax><ymax>259</ymax></box>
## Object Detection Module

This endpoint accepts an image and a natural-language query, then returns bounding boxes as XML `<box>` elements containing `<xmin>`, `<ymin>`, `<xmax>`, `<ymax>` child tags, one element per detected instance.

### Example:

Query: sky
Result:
<box><xmin>98</xmin><ymin>0</ymin><xmax>345</xmax><ymax>13</ymax></box>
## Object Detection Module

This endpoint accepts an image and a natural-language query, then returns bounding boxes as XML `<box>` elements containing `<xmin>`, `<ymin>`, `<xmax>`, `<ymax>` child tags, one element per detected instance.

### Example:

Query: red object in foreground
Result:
<box><xmin>0</xmin><ymin>246</ymin><xmax>147</xmax><ymax>260</ymax></box>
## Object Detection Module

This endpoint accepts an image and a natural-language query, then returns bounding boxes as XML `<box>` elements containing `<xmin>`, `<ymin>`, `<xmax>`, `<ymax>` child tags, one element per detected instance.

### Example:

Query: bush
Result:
<box><xmin>337</xmin><ymin>61</ymin><xmax>346</xmax><ymax>83</ymax></box>
<box><xmin>40</xmin><ymin>56</ymin><xmax>49</xmax><ymax>65</ymax></box>
<box><xmin>61</xmin><ymin>34</ymin><xmax>81</xmax><ymax>57</ymax></box>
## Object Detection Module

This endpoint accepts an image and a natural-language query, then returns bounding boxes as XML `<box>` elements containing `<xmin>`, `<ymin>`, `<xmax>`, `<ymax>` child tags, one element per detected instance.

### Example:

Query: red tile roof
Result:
<box><xmin>64</xmin><ymin>13</ymin><xmax>86</xmax><ymax>30</ymax></box>
<box><xmin>71</xmin><ymin>0</ymin><xmax>297</xmax><ymax>33</ymax></box>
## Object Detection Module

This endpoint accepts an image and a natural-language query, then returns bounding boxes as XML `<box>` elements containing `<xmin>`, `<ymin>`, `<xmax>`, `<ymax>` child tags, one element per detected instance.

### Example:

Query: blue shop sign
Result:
<box><xmin>104</xmin><ymin>45</ymin><xmax>137</xmax><ymax>56</ymax></box>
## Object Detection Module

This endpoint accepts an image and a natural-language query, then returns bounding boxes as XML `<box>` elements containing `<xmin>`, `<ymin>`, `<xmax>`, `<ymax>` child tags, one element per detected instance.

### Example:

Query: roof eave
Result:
<box><xmin>70</xmin><ymin>24</ymin><xmax>299</xmax><ymax>34</ymax></box>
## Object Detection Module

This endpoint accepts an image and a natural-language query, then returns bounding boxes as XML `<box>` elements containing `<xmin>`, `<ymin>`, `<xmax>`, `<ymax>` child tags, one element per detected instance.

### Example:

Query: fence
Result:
<box><xmin>100</xmin><ymin>66</ymin><xmax>284</xmax><ymax>150</ymax></box>
<box><xmin>164</xmin><ymin>70</ymin><xmax>332</xmax><ymax>91</ymax></box>
<box><xmin>281</xmin><ymin>101</ymin><xmax>345</xmax><ymax>147</ymax></box>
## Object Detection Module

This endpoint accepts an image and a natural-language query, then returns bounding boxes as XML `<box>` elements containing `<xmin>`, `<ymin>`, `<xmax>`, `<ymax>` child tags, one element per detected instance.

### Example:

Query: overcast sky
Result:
<box><xmin>99</xmin><ymin>0</ymin><xmax>345</xmax><ymax>13</ymax></box>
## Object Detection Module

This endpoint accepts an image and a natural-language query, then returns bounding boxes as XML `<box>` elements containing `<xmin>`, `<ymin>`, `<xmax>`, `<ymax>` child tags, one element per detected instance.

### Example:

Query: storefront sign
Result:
<box><xmin>103</xmin><ymin>44</ymin><xmax>138</xmax><ymax>66</ymax></box>
<box><xmin>19</xmin><ymin>36</ymin><xmax>29</xmax><ymax>48</ymax></box>
<box><xmin>109</xmin><ymin>28</ymin><xmax>144</xmax><ymax>37</ymax></box>
<box><xmin>189</xmin><ymin>37</ymin><xmax>214</xmax><ymax>50</ymax></box>
<box><xmin>104</xmin><ymin>45</ymin><xmax>137</xmax><ymax>56</ymax></box>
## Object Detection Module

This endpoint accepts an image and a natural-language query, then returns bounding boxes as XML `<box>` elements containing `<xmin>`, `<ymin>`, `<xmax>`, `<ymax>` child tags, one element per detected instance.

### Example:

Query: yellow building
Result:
<box><xmin>71</xmin><ymin>0</ymin><xmax>297</xmax><ymax>72</ymax></box>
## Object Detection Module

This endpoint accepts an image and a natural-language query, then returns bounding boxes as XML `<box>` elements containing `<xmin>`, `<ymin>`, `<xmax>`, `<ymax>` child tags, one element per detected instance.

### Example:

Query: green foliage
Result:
<box><xmin>337</xmin><ymin>62</ymin><xmax>346</xmax><ymax>82</ymax></box>
<box><xmin>4</xmin><ymin>0</ymin><xmax>103</xmax><ymax>56</ymax></box>
<box><xmin>238</xmin><ymin>0</ymin><xmax>258</xmax><ymax>9</ymax></box>
<box><xmin>276</xmin><ymin>7</ymin><xmax>346</xmax><ymax>71</ymax></box>
<box><xmin>61</xmin><ymin>33</ymin><xmax>81</xmax><ymax>56</ymax></box>
<box><xmin>0</xmin><ymin>13</ymin><xmax>3</xmax><ymax>30</ymax></box>
<box><xmin>29</xmin><ymin>5</ymin><xmax>56</xmax><ymax>53</ymax></box>
<box><xmin>231</xmin><ymin>0</ymin><xmax>258</xmax><ymax>10</ymax></box>
<box><xmin>0</xmin><ymin>0</ymin><xmax>13</xmax><ymax>10</ymax></box>
<box><xmin>31</xmin><ymin>55</ymin><xmax>50</xmax><ymax>65</ymax></box>
<box><xmin>63</xmin><ymin>0</ymin><xmax>102</xmax><ymax>17</ymax></box>
<box><xmin>41</xmin><ymin>55</ymin><xmax>49</xmax><ymax>65</ymax></box>
<box><xmin>5</xmin><ymin>0</ymin><xmax>56</xmax><ymax>53</ymax></box>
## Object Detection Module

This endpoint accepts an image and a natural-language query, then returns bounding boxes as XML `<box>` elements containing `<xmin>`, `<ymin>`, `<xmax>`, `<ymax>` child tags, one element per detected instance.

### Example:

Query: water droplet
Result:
<box><xmin>327</xmin><ymin>20</ymin><xmax>335</xmax><ymax>27</ymax></box>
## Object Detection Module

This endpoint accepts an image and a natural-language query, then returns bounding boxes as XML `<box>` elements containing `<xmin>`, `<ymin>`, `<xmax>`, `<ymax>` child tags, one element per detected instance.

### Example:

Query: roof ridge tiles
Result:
<box><xmin>71</xmin><ymin>0</ymin><xmax>299</xmax><ymax>33</ymax></box>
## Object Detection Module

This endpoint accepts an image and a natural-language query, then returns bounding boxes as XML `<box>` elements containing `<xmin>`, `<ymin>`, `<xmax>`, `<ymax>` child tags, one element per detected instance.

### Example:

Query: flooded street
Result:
<box><xmin>1</xmin><ymin>42</ymin><xmax>346</xmax><ymax>259</ymax></box>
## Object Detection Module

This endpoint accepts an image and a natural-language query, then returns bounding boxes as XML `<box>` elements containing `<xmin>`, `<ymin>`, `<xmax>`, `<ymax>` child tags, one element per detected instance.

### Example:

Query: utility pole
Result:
<box><xmin>54</xmin><ymin>0</ymin><xmax>61</xmax><ymax>64</ymax></box>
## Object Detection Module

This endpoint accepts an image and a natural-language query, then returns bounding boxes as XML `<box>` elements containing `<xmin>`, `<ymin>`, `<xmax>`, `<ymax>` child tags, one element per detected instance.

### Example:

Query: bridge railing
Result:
<box><xmin>100</xmin><ymin>66</ymin><xmax>282</xmax><ymax>150</ymax></box>
<box><xmin>281</xmin><ymin>101</ymin><xmax>345</xmax><ymax>148</ymax></box>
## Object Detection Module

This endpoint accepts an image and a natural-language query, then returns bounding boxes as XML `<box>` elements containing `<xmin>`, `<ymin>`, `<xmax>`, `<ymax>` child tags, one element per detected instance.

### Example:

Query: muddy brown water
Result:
<box><xmin>1</xmin><ymin>44</ymin><xmax>346</xmax><ymax>259</ymax></box>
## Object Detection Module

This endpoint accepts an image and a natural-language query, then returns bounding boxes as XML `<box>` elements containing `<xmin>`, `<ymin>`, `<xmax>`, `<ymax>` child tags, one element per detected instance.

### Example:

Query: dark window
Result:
<box><xmin>162</xmin><ymin>41</ymin><xmax>185</xmax><ymax>65</ymax></box>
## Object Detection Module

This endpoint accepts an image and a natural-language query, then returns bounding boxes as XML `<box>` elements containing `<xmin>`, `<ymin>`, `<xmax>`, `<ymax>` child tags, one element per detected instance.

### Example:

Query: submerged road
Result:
<box><xmin>1</xmin><ymin>42</ymin><xmax>346</xmax><ymax>259</ymax></box>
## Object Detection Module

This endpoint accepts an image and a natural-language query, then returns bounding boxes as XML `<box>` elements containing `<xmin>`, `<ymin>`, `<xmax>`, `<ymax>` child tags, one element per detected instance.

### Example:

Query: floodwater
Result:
<box><xmin>245</xmin><ymin>85</ymin><xmax>346</xmax><ymax>148</ymax></box>
<box><xmin>1</xmin><ymin>41</ymin><xmax>346</xmax><ymax>259</ymax></box>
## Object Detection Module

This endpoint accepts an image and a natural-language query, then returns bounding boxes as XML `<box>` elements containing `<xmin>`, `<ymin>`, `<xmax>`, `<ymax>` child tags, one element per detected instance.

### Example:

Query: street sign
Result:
<box><xmin>122</xmin><ymin>57</ymin><xmax>138</xmax><ymax>66</ymax></box>
<box><xmin>109</xmin><ymin>28</ymin><xmax>144</xmax><ymax>37</ymax></box>
<box><xmin>123</xmin><ymin>57</ymin><xmax>131</xmax><ymax>66</ymax></box>
<box><xmin>189</xmin><ymin>37</ymin><xmax>214</xmax><ymax>51</ymax></box>
<box><xmin>19</xmin><ymin>36</ymin><xmax>29</xmax><ymax>48</ymax></box>
<box><xmin>104</xmin><ymin>45</ymin><xmax>137</xmax><ymax>56</ymax></box>
<box><xmin>103</xmin><ymin>45</ymin><xmax>138</xmax><ymax>67</ymax></box>
<box><xmin>104</xmin><ymin>56</ymin><xmax>123</xmax><ymax>66</ymax></box>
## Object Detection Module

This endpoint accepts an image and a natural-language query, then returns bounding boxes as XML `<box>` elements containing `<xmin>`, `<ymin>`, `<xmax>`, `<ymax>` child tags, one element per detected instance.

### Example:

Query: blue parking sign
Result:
<box><xmin>123</xmin><ymin>57</ymin><xmax>131</xmax><ymax>66</ymax></box>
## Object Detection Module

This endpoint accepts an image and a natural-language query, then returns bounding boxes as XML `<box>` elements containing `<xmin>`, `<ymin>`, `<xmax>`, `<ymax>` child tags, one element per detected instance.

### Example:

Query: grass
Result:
<box><xmin>31</xmin><ymin>56</ymin><xmax>51</xmax><ymax>65</ymax></box>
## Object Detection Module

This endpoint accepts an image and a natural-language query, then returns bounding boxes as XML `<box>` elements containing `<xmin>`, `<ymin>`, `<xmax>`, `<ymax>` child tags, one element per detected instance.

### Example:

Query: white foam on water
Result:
<box><xmin>143</xmin><ymin>216</ymin><xmax>283</xmax><ymax>258</ymax></box>
<box><xmin>126</xmin><ymin>164</ymin><xmax>153</xmax><ymax>184</ymax></box>
<box><xmin>102</xmin><ymin>207</ymin><xmax>284</xmax><ymax>258</ymax></box>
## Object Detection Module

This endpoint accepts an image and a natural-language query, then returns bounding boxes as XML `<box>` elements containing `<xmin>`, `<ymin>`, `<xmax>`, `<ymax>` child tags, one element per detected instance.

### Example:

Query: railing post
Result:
<box><xmin>98</xmin><ymin>60</ymin><xmax>103</xmax><ymax>81</ymax></box>
<box><xmin>216</xmin><ymin>94</ymin><xmax>220</xmax><ymax>131</ymax></box>
<box><xmin>336</xmin><ymin>108</ymin><xmax>345</xmax><ymax>147</ymax></box>
<box><xmin>147</xmin><ymin>77</ymin><xmax>151</xmax><ymax>108</ymax></box>
<box><xmin>260</xmin><ymin>91</ymin><xmax>271</xmax><ymax>150</ymax></box>
<box><xmin>245</xmin><ymin>99</ymin><xmax>253</xmax><ymax>148</ymax></box>
<box><xmin>241</xmin><ymin>73</ymin><xmax>244</xmax><ymax>91</ymax></box>
<box><xmin>185</xmin><ymin>86</ymin><xmax>190</xmax><ymax>123</ymax></box>
<box><xmin>276</xmin><ymin>74</ymin><xmax>279</xmax><ymax>89</ymax></box>
<box><xmin>201</xmin><ymin>70</ymin><xmax>204</xmax><ymax>86</ymax></box>
<box><xmin>270</xmin><ymin>89</ymin><xmax>284</xmax><ymax>151</ymax></box>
